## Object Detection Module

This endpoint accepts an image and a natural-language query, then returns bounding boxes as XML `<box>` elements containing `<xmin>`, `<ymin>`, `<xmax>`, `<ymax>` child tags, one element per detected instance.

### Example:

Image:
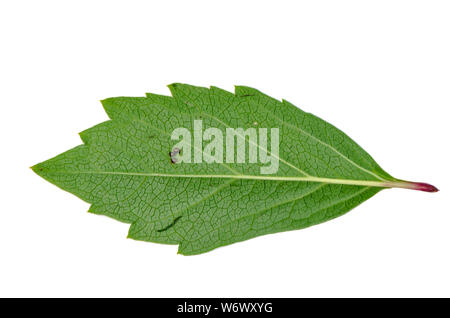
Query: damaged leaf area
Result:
<box><xmin>32</xmin><ymin>84</ymin><xmax>437</xmax><ymax>255</ymax></box>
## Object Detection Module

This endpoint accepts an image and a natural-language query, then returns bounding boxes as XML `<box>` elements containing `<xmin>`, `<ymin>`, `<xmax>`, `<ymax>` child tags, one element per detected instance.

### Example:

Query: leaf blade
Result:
<box><xmin>32</xmin><ymin>84</ymin><xmax>436</xmax><ymax>254</ymax></box>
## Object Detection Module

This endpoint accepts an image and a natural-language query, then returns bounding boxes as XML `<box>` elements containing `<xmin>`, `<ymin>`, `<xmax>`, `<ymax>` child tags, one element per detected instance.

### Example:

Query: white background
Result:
<box><xmin>1</xmin><ymin>0</ymin><xmax>449</xmax><ymax>297</ymax></box>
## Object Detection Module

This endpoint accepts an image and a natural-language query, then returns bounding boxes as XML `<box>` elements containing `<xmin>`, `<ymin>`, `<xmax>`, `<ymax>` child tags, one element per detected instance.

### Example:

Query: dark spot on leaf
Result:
<box><xmin>157</xmin><ymin>216</ymin><xmax>182</xmax><ymax>232</ymax></box>
<box><xmin>170</xmin><ymin>147</ymin><xmax>180</xmax><ymax>163</ymax></box>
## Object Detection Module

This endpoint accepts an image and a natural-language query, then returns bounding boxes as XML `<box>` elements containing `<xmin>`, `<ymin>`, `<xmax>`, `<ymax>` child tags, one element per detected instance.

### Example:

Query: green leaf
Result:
<box><xmin>32</xmin><ymin>84</ymin><xmax>437</xmax><ymax>255</ymax></box>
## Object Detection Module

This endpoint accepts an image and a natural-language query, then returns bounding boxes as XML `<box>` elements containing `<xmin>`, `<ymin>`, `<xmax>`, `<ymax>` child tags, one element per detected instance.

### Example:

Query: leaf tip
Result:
<box><xmin>30</xmin><ymin>163</ymin><xmax>44</xmax><ymax>176</ymax></box>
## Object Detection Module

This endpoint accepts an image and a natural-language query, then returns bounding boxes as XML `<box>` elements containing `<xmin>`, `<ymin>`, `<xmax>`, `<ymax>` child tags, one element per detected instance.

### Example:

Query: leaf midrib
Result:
<box><xmin>49</xmin><ymin>170</ymin><xmax>394</xmax><ymax>189</ymax></box>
